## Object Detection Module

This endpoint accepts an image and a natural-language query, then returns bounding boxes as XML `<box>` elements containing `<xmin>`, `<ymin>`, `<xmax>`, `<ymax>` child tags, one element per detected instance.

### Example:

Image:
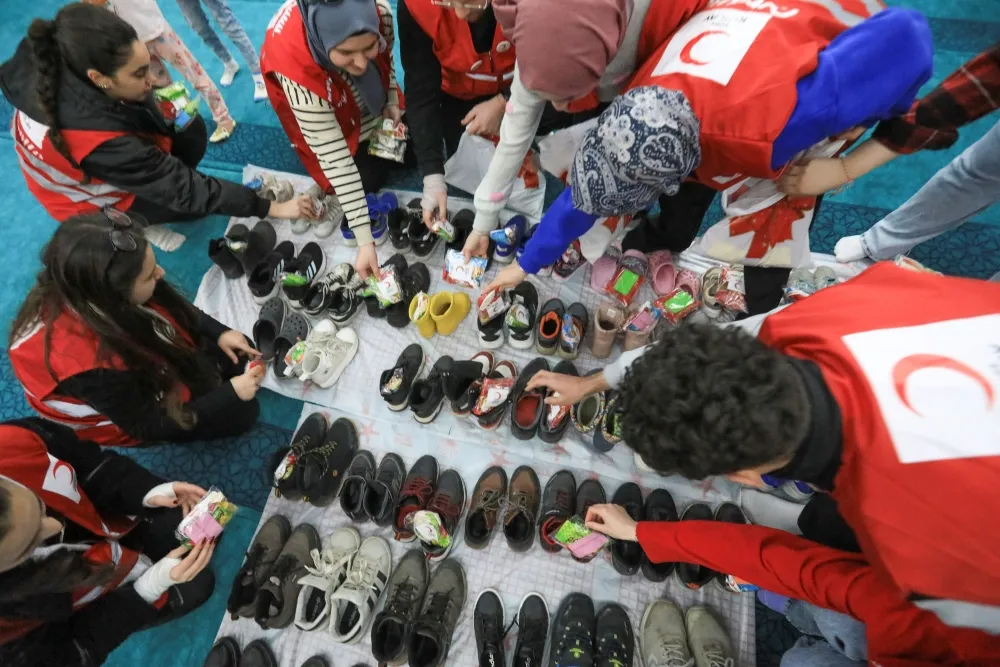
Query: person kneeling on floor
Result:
<box><xmin>8</xmin><ymin>212</ymin><xmax>264</xmax><ymax>447</ymax></box>
<box><xmin>529</xmin><ymin>263</ymin><xmax>1000</xmax><ymax>663</ymax></box>
<box><xmin>0</xmin><ymin>418</ymin><xmax>216</xmax><ymax>666</ymax></box>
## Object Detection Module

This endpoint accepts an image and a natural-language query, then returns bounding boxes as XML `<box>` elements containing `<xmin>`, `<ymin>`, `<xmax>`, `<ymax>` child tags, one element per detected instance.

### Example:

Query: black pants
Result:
<box><xmin>127</xmin><ymin>117</ymin><xmax>208</xmax><ymax>226</ymax></box>
<box><xmin>175</xmin><ymin>343</ymin><xmax>259</xmax><ymax>443</ymax></box>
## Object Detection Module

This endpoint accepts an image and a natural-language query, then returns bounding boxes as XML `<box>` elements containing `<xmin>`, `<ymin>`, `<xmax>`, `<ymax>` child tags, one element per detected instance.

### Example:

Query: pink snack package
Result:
<box><xmin>175</xmin><ymin>487</ymin><xmax>238</xmax><ymax>547</ymax></box>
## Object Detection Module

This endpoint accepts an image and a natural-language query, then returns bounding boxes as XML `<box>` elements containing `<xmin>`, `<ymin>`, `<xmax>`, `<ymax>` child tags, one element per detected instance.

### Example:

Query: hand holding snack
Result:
<box><xmin>585</xmin><ymin>504</ymin><xmax>638</xmax><ymax>541</ymax></box>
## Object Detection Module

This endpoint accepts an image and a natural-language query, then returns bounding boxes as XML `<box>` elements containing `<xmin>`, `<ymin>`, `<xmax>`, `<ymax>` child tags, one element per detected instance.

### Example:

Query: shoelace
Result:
<box><xmin>385</xmin><ymin>579</ymin><xmax>420</xmax><ymax>617</ymax></box>
<box><xmin>649</xmin><ymin>640</ymin><xmax>694</xmax><ymax>667</ymax></box>
<box><xmin>268</xmin><ymin>555</ymin><xmax>296</xmax><ymax>585</ymax></box>
<box><xmin>242</xmin><ymin>543</ymin><xmax>267</xmax><ymax>579</ymax></box>
<box><xmin>300</xmin><ymin>441</ymin><xmax>340</xmax><ymax>477</ymax></box>
<box><xmin>504</xmin><ymin>492</ymin><xmax>534</xmax><ymax>526</ymax></box>
<box><xmin>306</xmin><ymin>328</ymin><xmax>340</xmax><ymax>350</ymax></box>
<box><xmin>303</xmin><ymin>545</ymin><xmax>351</xmax><ymax>580</ymax></box>
<box><xmin>427</xmin><ymin>492</ymin><xmax>462</xmax><ymax>520</ymax></box>
<box><xmin>424</xmin><ymin>591</ymin><xmax>455</xmax><ymax>622</ymax></box>
<box><xmin>553</xmin><ymin>489</ymin><xmax>572</xmax><ymax>514</ymax></box>
<box><xmin>704</xmin><ymin>645</ymin><xmax>734</xmax><ymax>667</ymax></box>
<box><xmin>554</xmin><ymin>618</ymin><xmax>592</xmax><ymax>653</ymax></box>
<box><xmin>475</xmin><ymin>489</ymin><xmax>506</xmax><ymax>526</ymax></box>
<box><xmin>597</xmin><ymin>631</ymin><xmax>632</xmax><ymax>664</ymax></box>
<box><xmin>400</xmin><ymin>477</ymin><xmax>434</xmax><ymax>501</ymax></box>
<box><xmin>348</xmin><ymin>557</ymin><xmax>379</xmax><ymax>587</ymax></box>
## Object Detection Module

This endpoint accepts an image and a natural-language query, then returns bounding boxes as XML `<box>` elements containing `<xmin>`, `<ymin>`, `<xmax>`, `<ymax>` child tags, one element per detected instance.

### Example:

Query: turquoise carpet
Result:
<box><xmin>0</xmin><ymin>1</ymin><xmax>997</xmax><ymax>665</ymax></box>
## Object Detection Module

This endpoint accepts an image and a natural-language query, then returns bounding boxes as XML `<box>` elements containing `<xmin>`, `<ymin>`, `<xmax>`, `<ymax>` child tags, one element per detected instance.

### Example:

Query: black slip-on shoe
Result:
<box><xmin>641</xmin><ymin>489</ymin><xmax>679</xmax><ymax>582</ymax></box>
<box><xmin>610</xmin><ymin>482</ymin><xmax>643</xmax><ymax>576</ymax></box>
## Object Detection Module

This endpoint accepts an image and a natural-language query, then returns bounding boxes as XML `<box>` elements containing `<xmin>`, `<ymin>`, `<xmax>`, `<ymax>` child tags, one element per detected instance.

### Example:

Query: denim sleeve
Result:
<box><xmin>517</xmin><ymin>187</ymin><xmax>599</xmax><ymax>273</ymax></box>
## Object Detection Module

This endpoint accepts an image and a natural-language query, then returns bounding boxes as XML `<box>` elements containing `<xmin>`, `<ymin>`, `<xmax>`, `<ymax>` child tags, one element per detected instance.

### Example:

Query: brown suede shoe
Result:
<box><xmin>591</xmin><ymin>302</ymin><xmax>626</xmax><ymax>358</ymax></box>
<box><xmin>464</xmin><ymin>466</ymin><xmax>508</xmax><ymax>549</ymax></box>
<box><xmin>503</xmin><ymin>465</ymin><xmax>541</xmax><ymax>552</ymax></box>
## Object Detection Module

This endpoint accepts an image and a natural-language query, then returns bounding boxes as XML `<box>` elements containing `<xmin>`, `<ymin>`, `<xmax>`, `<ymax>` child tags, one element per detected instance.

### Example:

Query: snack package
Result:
<box><xmin>443</xmin><ymin>249</ymin><xmax>488</xmax><ymax>289</ymax></box>
<box><xmin>489</xmin><ymin>226</ymin><xmax>518</xmax><ymax>247</ymax></box>
<box><xmin>175</xmin><ymin>487</ymin><xmax>237</xmax><ymax>546</ymax></box>
<box><xmin>655</xmin><ymin>288</ymin><xmax>698</xmax><ymax>325</ymax></box>
<box><xmin>155</xmin><ymin>82</ymin><xmax>200</xmax><ymax>131</ymax></box>
<box><xmin>477</xmin><ymin>288</ymin><xmax>510</xmax><ymax>324</ymax></box>
<box><xmin>546</xmin><ymin>404</ymin><xmax>570</xmax><ymax>430</ymax></box>
<box><xmin>551</xmin><ymin>516</ymin><xmax>609</xmax><ymax>560</ymax></box>
<box><xmin>412</xmin><ymin>510</ymin><xmax>451</xmax><ymax>549</ymax></box>
<box><xmin>505</xmin><ymin>300</ymin><xmax>531</xmax><ymax>331</ymax></box>
<box><xmin>282</xmin><ymin>341</ymin><xmax>307</xmax><ymax>376</ymax></box>
<box><xmin>472</xmin><ymin>377</ymin><xmax>515</xmax><ymax>416</ymax></box>
<box><xmin>605</xmin><ymin>266</ymin><xmax>645</xmax><ymax>307</ymax></box>
<box><xmin>368</xmin><ymin>119</ymin><xmax>408</xmax><ymax>163</ymax></box>
<box><xmin>721</xmin><ymin>574</ymin><xmax>759</xmax><ymax>593</ymax></box>
<box><xmin>716</xmin><ymin>266</ymin><xmax>748</xmax><ymax>313</ymax></box>
<box><xmin>365</xmin><ymin>266</ymin><xmax>402</xmax><ymax>307</ymax></box>
<box><xmin>410</xmin><ymin>291</ymin><xmax>430</xmax><ymax>322</ymax></box>
<box><xmin>381</xmin><ymin>366</ymin><xmax>406</xmax><ymax>396</ymax></box>
<box><xmin>432</xmin><ymin>219</ymin><xmax>455</xmax><ymax>242</ymax></box>
<box><xmin>625</xmin><ymin>301</ymin><xmax>659</xmax><ymax>332</ymax></box>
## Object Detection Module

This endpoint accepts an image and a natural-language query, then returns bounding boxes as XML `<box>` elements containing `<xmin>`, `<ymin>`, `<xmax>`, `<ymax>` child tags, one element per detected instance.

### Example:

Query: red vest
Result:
<box><xmin>759</xmin><ymin>263</ymin><xmax>1000</xmax><ymax>608</ymax></box>
<box><xmin>0</xmin><ymin>424</ymin><xmax>142</xmax><ymax>645</ymax></box>
<box><xmin>8</xmin><ymin>304</ymin><xmax>195</xmax><ymax>447</ymax></box>
<box><xmin>404</xmin><ymin>0</ymin><xmax>516</xmax><ymax>100</ymax></box>
<box><xmin>260</xmin><ymin>0</ymin><xmax>397</xmax><ymax>192</ymax></box>
<box><xmin>628</xmin><ymin>0</ymin><xmax>881</xmax><ymax>189</ymax></box>
<box><xmin>12</xmin><ymin>109</ymin><xmax>173</xmax><ymax>222</ymax></box>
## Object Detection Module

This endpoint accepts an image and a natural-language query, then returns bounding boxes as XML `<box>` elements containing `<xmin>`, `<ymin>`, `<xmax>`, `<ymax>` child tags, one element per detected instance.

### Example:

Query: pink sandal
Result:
<box><xmin>675</xmin><ymin>268</ymin><xmax>700</xmax><ymax>299</ymax></box>
<box><xmin>647</xmin><ymin>250</ymin><xmax>676</xmax><ymax>295</ymax></box>
<box><xmin>590</xmin><ymin>242</ymin><xmax>622</xmax><ymax>292</ymax></box>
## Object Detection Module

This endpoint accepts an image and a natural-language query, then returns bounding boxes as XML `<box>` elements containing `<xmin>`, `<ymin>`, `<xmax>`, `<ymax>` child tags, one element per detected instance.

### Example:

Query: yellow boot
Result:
<box><xmin>409</xmin><ymin>292</ymin><xmax>435</xmax><ymax>338</ymax></box>
<box><xmin>430</xmin><ymin>292</ymin><xmax>471</xmax><ymax>336</ymax></box>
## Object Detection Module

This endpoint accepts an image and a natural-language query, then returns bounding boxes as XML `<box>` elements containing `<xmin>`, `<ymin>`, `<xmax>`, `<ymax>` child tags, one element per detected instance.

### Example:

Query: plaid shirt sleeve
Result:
<box><xmin>872</xmin><ymin>42</ymin><xmax>1000</xmax><ymax>154</ymax></box>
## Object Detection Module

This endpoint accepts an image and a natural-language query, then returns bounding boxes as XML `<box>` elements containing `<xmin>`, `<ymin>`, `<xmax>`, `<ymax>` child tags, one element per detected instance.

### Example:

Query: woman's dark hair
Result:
<box><xmin>10</xmin><ymin>213</ymin><xmax>222</xmax><ymax>429</ymax></box>
<box><xmin>0</xmin><ymin>482</ymin><xmax>113</xmax><ymax>615</ymax></box>
<box><xmin>618</xmin><ymin>323</ymin><xmax>810</xmax><ymax>479</ymax></box>
<box><xmin>26</xmin><ymin>4</ymin><xmax>139</xmax><ymax>169</ymax></box>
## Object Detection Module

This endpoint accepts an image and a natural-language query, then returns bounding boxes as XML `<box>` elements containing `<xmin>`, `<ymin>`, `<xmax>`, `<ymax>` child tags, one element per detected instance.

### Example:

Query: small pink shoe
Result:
<box><xmin>648</xmin><ymin>250</ymin><xmax>676</xmax><ymax>296</ymax></box>
<box><xmin>590</xmin><ymin>243</ymin><xmax>622</xmax><ymax>292</ymax></box>
<box><xmin>675</xmin><ymin>268</ymin><xmax>700</xmax><ymax>299</ymax></box>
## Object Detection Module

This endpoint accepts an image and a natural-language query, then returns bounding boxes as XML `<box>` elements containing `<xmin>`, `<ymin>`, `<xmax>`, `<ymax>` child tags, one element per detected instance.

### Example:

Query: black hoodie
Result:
<box><xmin>0</xmin><ymin>38</ymin><xmax>270</xmax><ymax>220</ymax></box>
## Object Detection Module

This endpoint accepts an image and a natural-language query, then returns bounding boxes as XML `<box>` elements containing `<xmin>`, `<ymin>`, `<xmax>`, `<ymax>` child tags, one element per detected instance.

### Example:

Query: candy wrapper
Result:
<box><xmin>625</xmin><ymin>301</ymin><xmax>659</xmax><ymax>332</ymax></box>
<box><xmin>472</xmin><ymin>377</ymin><xmax>515</xmax><ymax>416</ymax></box>
<box><xmin>368</xmin><ymin>119</ymin><xmax>408</xmax><ymax>163</ymax></box>
<box><xmin>605</xmin><ymin>266</ymin><xmax>645</xmax><ymax>307</ymax></box>
<box><xmin>489</xmin><ymin>226</ymin><xmax>519</xmax><ymax>247</ymax></box>
<box><xmin>432</xmin><ymin>219</ymin><xmax>455</xmax><ymax>241</ymax></box>
<box><xmin>282</xmin><ymin>341</ymin><xmax>307</xmax><ymax>376</ymax></box>
<box><xmin>381</xmin><ymin>366</ymin><xmax>406</xmax><ymax>396</ymax></box>
<box><xmin>175</xmin><ymin>487</ymin><xmax>237</xmax><ymax>546</ymax></box>
<box><xmin>550</xmin><ymin>516</ymin><xmax>608</xmax><ymax>559</ymax></box>
<box><xmin>505</xmin><ymin>300</ymin><xmax>531</xmax><ymax>330</ymax></box>
<box><xmin>365</xmin><ymin>266</ymin><xmax>402</xmax><ymax>307</ymax></box>
<box><xmin>155</xmin><ymin>82</ymin><xmax>200</xmax><ymax>131</ymax></box>
<box><xmin>716</xmin><ymin>266</ymin><xmax>748</xmax><ymax>313</ymax></box>
<box><xmin>412</xmin><ymin>510</ymin><xmax>451</xmax><ymax>549</ymax></box>
<box><xmin>655</xmin><ymin>288</ymin><xmax>698</xmax><ymax>325</ymax></box>
<box><xmin>410</xmin><ymin>291</ymin><xmax>430</xmax><ymax>322</ymax></box>
<box><xmin>477</xmin><ymin>288</ymin><xmax>510</xmax><ymax>324</ymax></box>
<box><xmin>546</xmin><ymin>404</ymin><xmax>570</xmax><ymax>430</ymax></box>
<box><xmin>443</xmin><ymin>249</ymin><xmax>488</xmax><ymax>289</ymax></box>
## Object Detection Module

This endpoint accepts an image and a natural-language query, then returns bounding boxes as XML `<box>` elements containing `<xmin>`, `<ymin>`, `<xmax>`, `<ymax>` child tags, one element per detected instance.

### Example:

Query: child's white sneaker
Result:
<box><xmin>300</xmin><ymin>326</ymin><xmax>359</xmax><ymax>389</ymax></box>
<box><xmin>327</xmin><ymin>536</ymin><xmax>392</xmax><ymax>643</ymax></box>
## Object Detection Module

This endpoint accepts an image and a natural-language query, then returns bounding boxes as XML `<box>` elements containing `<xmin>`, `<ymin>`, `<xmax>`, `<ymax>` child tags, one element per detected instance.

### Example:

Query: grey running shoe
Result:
<box><xmin>686</xmin><ymin>607</ymin><xmax>734</xmax><ymax>667</ymax></box>
<box><xmin>255</xmin><ymin>523</ymin><xmax>321</xmax><ymax>629</ymax></box>
<box><xmin>371</xmin><ymin>549</ymin><xmax>429</xmax><ymax>664</ymax></box>
<box><xmin>227</xmin><ymin>515</ymin><xmax>290</xmax><ymax>619</ymax></box>
<box><xmin>406</xmin><ymin>559</ymin><xmax>467</xmax><ymax>667</ymax></box>
<box><xmin>640</xmin><ymin>600</ymin><xmax>693</xmax><ymax>667</ymax></box>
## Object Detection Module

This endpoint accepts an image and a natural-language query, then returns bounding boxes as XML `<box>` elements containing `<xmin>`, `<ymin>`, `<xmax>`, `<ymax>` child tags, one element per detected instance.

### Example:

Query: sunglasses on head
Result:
<box><xmin>101</xmin><ymin>207</ymin><xmax>139</xmax><ymax>253</ymax></box>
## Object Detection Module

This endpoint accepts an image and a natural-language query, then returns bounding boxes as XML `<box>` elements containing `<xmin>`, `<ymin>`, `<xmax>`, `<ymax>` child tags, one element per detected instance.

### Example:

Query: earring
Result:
<box><xmin>100</xmin><ymin>84</ymin><xmax>110</xmax><ymax>89</ymax></box>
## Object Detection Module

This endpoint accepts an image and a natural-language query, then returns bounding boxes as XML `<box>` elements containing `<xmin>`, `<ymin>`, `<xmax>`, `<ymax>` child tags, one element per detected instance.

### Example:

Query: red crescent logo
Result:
<box><xmin>892</xmin><ymin>354</ymin><xmax>995</xmax><ymax>414</ymax></box>
<box><xmin>679</xmin><ymin>30</ymin><xmax>726</xmax><ymax>66</ymax></box>
<box><xmin>52</xmin><ymin>460</ymin><xmax>77</xmax><ymax>483</ymax></box>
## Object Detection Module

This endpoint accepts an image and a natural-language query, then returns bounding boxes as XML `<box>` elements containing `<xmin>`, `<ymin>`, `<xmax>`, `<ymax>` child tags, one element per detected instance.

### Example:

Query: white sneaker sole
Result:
<box><xmin>252</xmin><ymin>282</ymin><xmax>279</xmax><ymax>306</ymax></box>
<box><xmin>478</xmin><ymin>332</ymin><xmax>505</xmax><ymax>351</ymax></box>
<box><xmin>413</xmin><ymin>399</ymin><xmax>444</xmax><ymax>424</ymax></box>
<box><xmin>508</xmin><ymin>332</ymin><xmax>535</xmax><ymax>350</ymax></box>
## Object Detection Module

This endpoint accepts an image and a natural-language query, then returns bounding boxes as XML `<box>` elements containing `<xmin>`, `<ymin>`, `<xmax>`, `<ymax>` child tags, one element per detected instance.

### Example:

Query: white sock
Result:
<box><xmin>834</xmin><ymin>235</ymin><xmax>866</xmax><ymax>263</ymax></box>
<box><xmin>220</xmin><ymin>60</ymin><xmax>239</xmax><ymax>87</ymax></box>
<box><xmin>144</xmin><ymin>225</ymin><xmax>186</xmax><ymax>252</ymax></box>
<box><xmin>253</xmin><ymin>73</ymin><xmax>267</xmax><ymax>102</ymax></box>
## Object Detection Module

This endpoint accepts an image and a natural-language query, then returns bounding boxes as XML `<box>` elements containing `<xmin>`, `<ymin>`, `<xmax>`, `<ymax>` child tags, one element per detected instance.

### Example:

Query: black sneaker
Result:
<box><xmin>388</xmin><ymin>206</ymin><xmax>411</xmax><ymax>251</ymax></box>
<box><xmin>203</xmin><ymin>636</ymin><xmax>240</xmax><ymax>667</ymax></box>
<box><xmin>510</xmin><ymin>357</ymin><xmax>549</xmax><ymax>440</ymax></box>
<box><xmin>503</xmin><ymin>465</ymin><xmax>540</xmax><ymax>552</ymax></box>
<box><xmin>573</xmin><ymin>479</ymin><xmax>606</xmax><ymax>563</ymax></box>
<box><xmin>389</xmin><ymin>261</ymin><xmax>431</xmax><ymax>328</ymax></box>
<box><xmin>641</xmin><ymin>489</ymin><xmax>678</xmax><ymax>582</ymax></box>
<box><xmin>538</xmin><ymin>360</ymin><xmax>578</xmax><ymax>444</ymax></box>
<box><xmin>474</xmin><ymin>589</ymin><xmax>505</xmax><ymax>667</ymax></box>
<box><xmin>408</xmin><ymin>210</ymin><xmax>440</xmax><ymax>259</ymax></box>
<box><xmin>445</xmin><ymin>351</ymin><xmax>494</xmax><ymax>415</ymax></box>
<box><xmin>282</xmin><ymin>242</ymin><xmax>325</xmax><ymax>306</ymax></box>
<box><xmin>475</xmin><ymin>360</ymin><xmax>518</xmax><ymax>430</ymax></box>
<box><xmin>226</xmin><ymin>515</ymin><xmax>290</xmax><ymax>619</ymax></box>
<box><xmin>368</xmin><ymin>254</ymin><xmax>408</xmax><ymax>318</ymax></box>
<box><xmin>302</xmin><ymin>263</ymin><xmax>357</xmax><ymax>318</ymax></box>
<box><xmin>299</xmin><ymin>417</ymin><xmax>358</xmax><ymax>507</ymax></box>
<box><xmin>421</xmin><ymin>469</ymin><xmax>466</xmax><ymax>561</ymax></box>
<box><xmin>239</xmin><ymin>220</ymin><xmax>278</xmax><ymax>275</ymax></box>
<box><xmin>410</xmin><ymin>356</ymin><xmax>452</xmax><ymax>424</ymax></box>
<box><xmin>477</xmin><ymin>303</ymin><xmax>507</xmax><ymax>351</ymax></box>
<box><xmin>327</xmin><ymin>281</ymin><xmax>363</xmax><ymax>327</ymax></box>
<box><xmin>465</xmin><ymin>466</ymin><xmax>508</xmax><ymax>550</ymax></box>
<box><xmin>677</xmin><ymin>503</ymin><xmax>716</xmax><ymax>589</ymax></box>
<box><xmin>538</xmin><ymin>470</ymin><xmax>576</xmax><ymax>553</ymax></box>
<box><xmin>209</xmin><ymin>237</ymin><xmax>244</xmax><ymax>279</ymax></box>
<box><xmin>393</xmin><ymin>454</ymin><xmax>438</xmax><ymax>542</ymax></box>
<box><xmin>507</xmin><ymin>281</ymin><xmax>539</xmax><ymax>350</ymax></box>
<box><xmin>238</xmin><ymin>639</ymin><xmax>277</xmax><ymax>667</ymax></box>
<box><xmin>512</xmin><ymin>593</ymin><xmax>549</xmax><ymax>667</ymax></box>
<box><xmin>548</xmin><ymin>593</ymin><xmax>595</xmax><ymax>667</ymax></box>
<box><xmin>364</xmin><ymin>453</ymin><xmax>407</xmax><ymax>526</ymax></box>
<box><xmin>371</xmin><ymin>549</ymin><xmax>429</xmax><ymax>664</ymax></box>
<box><xmin>339</xmin><ymin>450</ymin><xmax>377</xmax><ymax>522</ymax></box>
<box><xmin>714</xmin><ymin>502</ymin><xmax>750</xmax><ymax>592</ymax></box>
<box><xmin>595</xmin><ymin>603</ymin><xmax>634</xmax><ymax>667</ymax></box>
<box><xmin>535</xmin><ymin>299</ymin><xmax>564</xmax><ymax>356</ymax></box>
<box><xmin>380</xmin><ymin>343</ymin><xmax>425</xmax><ymax>412</ymax></box>
<box><xmin>447</xmin><ymin>209</ymin><xmax>474</xmax><ymax>254</ymax></box>
<box><xmin>610</xmin><ymin>482</ymin><xmax>643</xmax><ymax>576</ymax></box>
<box><xmin>270</xmin><ymin>412</ymin><xmax>329</xmax><ymax>501</ymax></box>
<box><xmin>406</xmin><ymin>559</ymin><xmax>466</xmax><ymax>667</ymax></box>
<box><xmin>591</xmin><ymin>391</ymin><xmax>623</xmax><ymax>453</ymax></box>
<box><xmin>249</xmin><ymin>241</ymin><xmax>295</xmax><ymax>305</ymax></box>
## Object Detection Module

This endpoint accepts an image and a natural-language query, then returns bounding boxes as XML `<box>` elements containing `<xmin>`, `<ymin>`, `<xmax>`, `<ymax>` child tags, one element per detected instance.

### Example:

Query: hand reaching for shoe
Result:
<box><xmin>268</xmin><ymin>195</ymin><xmax>317</xmax><ymax>221</ymax></box>
<box><xmin>481</xmin><ymin>262</ymin><xmax>527</xmax><ymax>298</ymax></box>
<box><xmin>527</xmin><ymin>370</ymin><xmax>609</xmax><ymax>406</ymax></box>
<box><xmin>355</xmin><ymin>243</ymin><xmax>380</xmax><ymax>279</ymax></box>
<box><xmin>585</xmin><ymin>504</ymin><xmax>638</xmax><ymax>541</ymax></box>
<box><xmin>462</xmin><ymin>230</ymin><xmax>490</xmax><ymax>262</ymax></box>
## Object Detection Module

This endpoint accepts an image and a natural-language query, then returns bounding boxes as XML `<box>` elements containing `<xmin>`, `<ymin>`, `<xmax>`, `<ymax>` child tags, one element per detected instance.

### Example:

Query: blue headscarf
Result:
<box><xmin>297</xmin><ymin>0</ymin><xmax>387</xmax><ymax>115</ymax></box>
<box><xmin>571</xmin><ymin>87</ymin><xmax>701</xmax><ymax>216</ymax></box>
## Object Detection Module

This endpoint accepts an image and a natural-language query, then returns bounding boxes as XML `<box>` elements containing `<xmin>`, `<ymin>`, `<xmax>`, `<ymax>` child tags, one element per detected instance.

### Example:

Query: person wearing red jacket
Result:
<box><xmin>529</xmin><ymin>263</ymin><xmax>1000</xmax><ymax>663</ymax></box>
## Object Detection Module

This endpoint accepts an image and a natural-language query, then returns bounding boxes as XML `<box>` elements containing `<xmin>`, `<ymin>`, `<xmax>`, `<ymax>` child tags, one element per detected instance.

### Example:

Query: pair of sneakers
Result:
<box><xmin>536</xmin><ymin>471</ymin><xmax>607</xmax><ymax>561</ymax></box>
<box><xmin>301</xmin><ymin>185</ymin><xmax>343</xmax><ymax>238</ymax></box>
<box><xmin>606</xmin><ymin>483</ymin><xmax>680</xmax><ymax>580</ymax></box>
<box><xmin>408</xmin><ymin>352</ymin><xmax>494</xmax><ymax>423</ymax></box>
<box><xmin>270</xmin><ymin>413</ymin><xmax>358</xmax><ymax>506</ymax></box>
<box><xmin>339</xmin><ymin>451</ymin><xmax>408</xmax><ymax>526</ymax></box>
<box><xmin>226</xmin><ymin>516</ymin><xmax>321</xmax><ymax>630</ymax></box>
<box><xmin>491</xmin><ymin>215</ymin><xmax>527</xmax><ymax>264</ymax></box>
<box><xmin>536</xmin><ymin>299</ymin><xmax>589</xmax><ymax>359</ymax></box>
<box><xmin>389</xmin><ymin>455</ymin><xmax>468</xmax><ymax>563</ymax></box>
<box><xmin>302</xmin><ymin>262</ymin><xmax>364</xmax><ymax>325</ymax></box>
<box><xmin>282</xmin><ymin>317</ymin><xmax>358</xmax><ymax>389</ymax></box>
<box><xmin>640</xmin><ymin>601</ymin><xmax>735</xmax><ymax>667</ymax></box>
<box><xmin>474</xmin><ymin>590</ymin><xmax>548</xmax><ymax>667</ymax></box>
<box><xmin>477</xmin><ymin>282</ymin><xmax>538</xmax><ymax>350</ymax></box>
<box><xmin>548</xmin><ymin>593</ymin><xmax>634</xmax><ymax>667</ymax></box>
<box><xmin>294</xmin><ymin>527</ymin><xmax>393</xmax><ymax>644</ymax></box>
<box><xmin>672</xmin><ymin>501</ymin><xmax>751</xmax><ymax>591</ymax></box>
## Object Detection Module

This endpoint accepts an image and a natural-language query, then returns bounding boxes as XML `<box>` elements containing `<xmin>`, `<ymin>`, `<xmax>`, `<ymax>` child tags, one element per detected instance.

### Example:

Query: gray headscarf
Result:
<box><xmin>297</xmin><ymin>0</ymin><xmax>387</xmax><ymax>116</ymax></box>
<box><xmin>571</xmin><ymin>87</ymin><xmax>701</xmax><ymax>216</ymax></box>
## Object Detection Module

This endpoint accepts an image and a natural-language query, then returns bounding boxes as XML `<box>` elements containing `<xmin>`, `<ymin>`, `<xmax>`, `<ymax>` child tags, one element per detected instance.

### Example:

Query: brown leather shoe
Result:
<box><xmin>591</xmin><ymin>302</ymin><xmax>626</xmax><ymax>358</ymax></box>
<box><xmin>464</xmin><ymin>466</ymin><xmax>508</xmax><ymax>549</ymax></box>
<box><xmin>503</xmin><ymin>465</ymin><xmax>540</xmax><ymax>552</ymax></box>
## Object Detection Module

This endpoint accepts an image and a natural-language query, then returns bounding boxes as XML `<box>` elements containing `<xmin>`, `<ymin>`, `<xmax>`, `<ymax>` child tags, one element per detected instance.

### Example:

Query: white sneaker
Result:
<box><xmin>284</xmin><ymin>318</ymin><xmax>336</xmax><ymax>378</ymax></box>
<box><xmin>327</xmin><ymin>536</ymin><xmax>392</xmax><ymax>643</ymax></box>
<box><xmin>253</xmin><ymin>73</ymin><xmax>268</xmax><ymax>102</ymax></box>
<box><xmin>220</xmin><ymin>60</ymin><xmax>239</xmax><ymax>87</ymax></box>
<box><xmin>300</xmin><ymin>326</ymin><xmax>359</xmax><ymax>389</ymax></box>
<box><xmin>291</xmin><ymin>218</ymin><xmax>311</xmax><ymax>234</ymax></box>
<box><xmin>294</xmin><ymin>527</ymin><xmax>361</xmax><ymax>631</ymax></box>
<box><xmin>313</xmin><ymin>195</ymin><xmax>343</xmax><ymax>238</ymax></box>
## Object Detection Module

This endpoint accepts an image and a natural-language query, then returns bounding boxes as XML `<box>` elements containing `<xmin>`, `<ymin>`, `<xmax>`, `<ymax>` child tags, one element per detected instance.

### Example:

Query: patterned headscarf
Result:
<box><xmin>571</xmin><ymin>87</ymin><xmax>701</xmax><ymax>216</ymax></box>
